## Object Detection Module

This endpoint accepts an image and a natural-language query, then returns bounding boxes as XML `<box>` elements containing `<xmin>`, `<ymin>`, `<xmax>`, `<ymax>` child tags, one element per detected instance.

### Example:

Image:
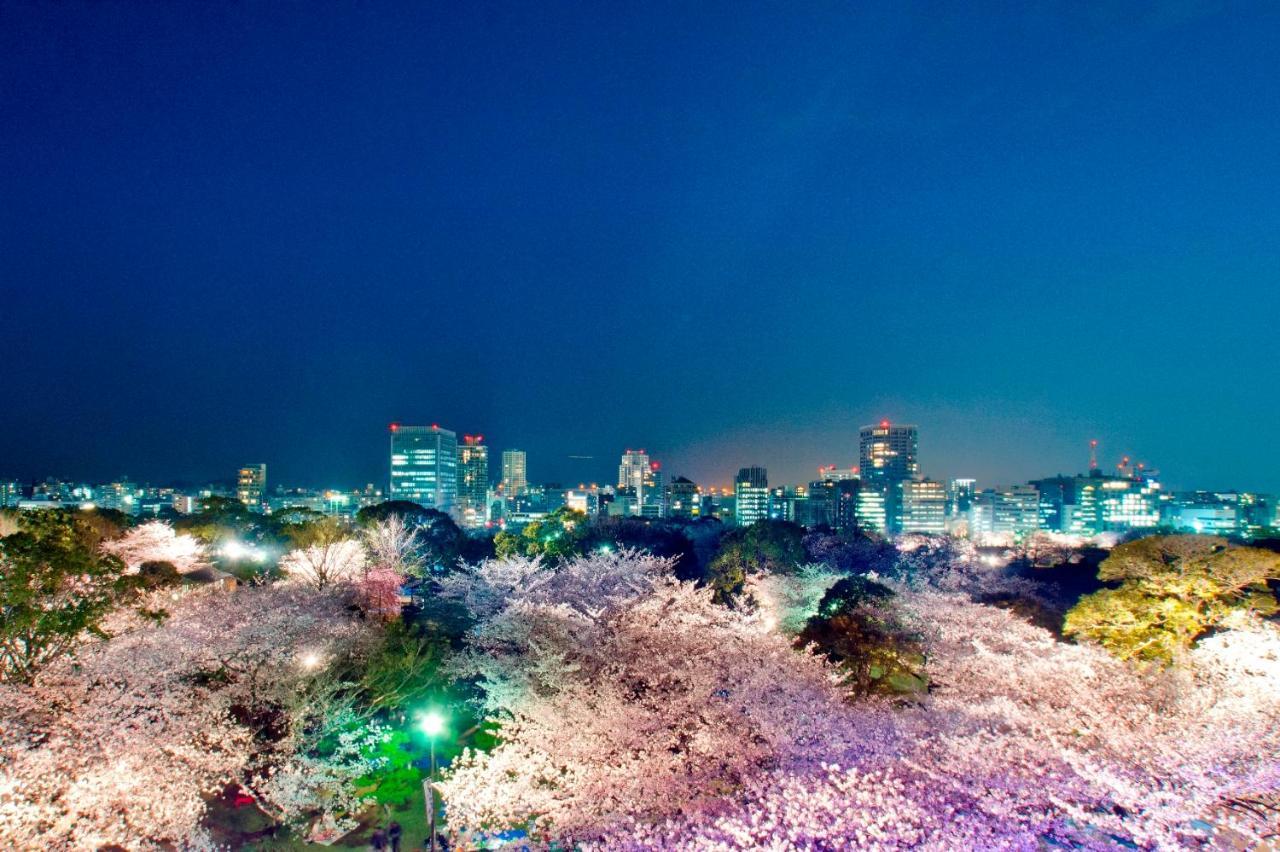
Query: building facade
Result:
<box><xmin>501</xmin><ymin>450</ymin><xmax>528</xmax><ymax>496</ymax></box>
<box><xmin>734</xmin><ymin>466</ymin><xmax>769</xmax><ymax>526</ymax></box>
<box><xmin>237</xmin><ymin>464</ymin><xmax>267</xmax><ymax>510</ymax></box>
<box><xmin>457</xmin><ymin>435</ymin><xmax>489</xmax><ymax>527</ymax></box>
<box><xmin>389</xmin><ymin>424</ymin><xmax>458</xmax><ymax>511</ymax></box>
<box><xmin>900</xmin><ymin>479</ymin><xmax>947</xmax><ymax>534</ymax></box>
<box><xmin>859</xmin><ymin>421</ymin><xmax>919</xmax><ymax>531</ymax></box>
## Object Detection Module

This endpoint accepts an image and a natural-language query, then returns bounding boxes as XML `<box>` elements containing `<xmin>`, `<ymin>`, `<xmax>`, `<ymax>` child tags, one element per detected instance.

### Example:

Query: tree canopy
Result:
<box><xmin>1065</xmin><ymin>535</ymin><xmax>1280</xmax><ymax>663</ymax></box>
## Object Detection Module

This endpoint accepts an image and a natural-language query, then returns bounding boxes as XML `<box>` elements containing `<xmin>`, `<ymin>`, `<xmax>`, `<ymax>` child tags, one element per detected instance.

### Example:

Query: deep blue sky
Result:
<box><xmin>3</xmin><ymin>1</ymin><xmax>1279</xmax><ymax>492</ymax></box>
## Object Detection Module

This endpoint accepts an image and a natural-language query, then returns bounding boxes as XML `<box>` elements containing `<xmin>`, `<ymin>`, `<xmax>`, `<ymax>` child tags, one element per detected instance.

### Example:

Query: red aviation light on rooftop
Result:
<box><xmin>880</xmin><ymin>419</ymin><xmax>890</xmax><ymax>429</ymax></box>
<box><xmin>432</xmin><ymin>423</ymin><xmax>439</xmax><ymax>430</ymax></box>
<box><xmin>389</xmin><ymin>423</ymin><xmax>400</xmax><ymax>432</ymax></box>
<box><xmin>651</xmin><ymin>461</ymin><xmax>661</xmax><ymax>470</ymax></box>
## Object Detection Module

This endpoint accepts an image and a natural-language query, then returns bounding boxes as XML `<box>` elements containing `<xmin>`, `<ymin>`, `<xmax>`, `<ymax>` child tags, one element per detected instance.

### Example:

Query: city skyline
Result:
<box><xmin>5</xmin><ymin>4</ymin><xmax>1280</xmax><ymax>494</ymax></box>
<box><xmin>0</xmin><ymin>417</ymin><xmax>1255</xmax><ymax>497</ymax></box>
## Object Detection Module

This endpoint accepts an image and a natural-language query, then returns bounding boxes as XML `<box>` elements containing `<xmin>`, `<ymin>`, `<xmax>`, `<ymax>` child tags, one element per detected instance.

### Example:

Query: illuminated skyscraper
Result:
<box><xmin>900</xmin><ymin>479</ymin><xmax>947</xmax><ymax>534</ymax></box>
<box><xmin>617</xmin><ymin>449</ymin><xmax>650</xmax><ymax>516</ymax></box>
<box><xmin>389</xmin><ymin>424</ymin><xmax>458</xmax><ymax>511</ymax></box>
<box><xmin>859</xmin><ymin>421</ymin><xmax>919</xmax><ymax>531</ymax></box>
<box><xmin>237</xmin><ymin>464</ymin><xmax>267</xmax><ymax>510</ymax></box>
<box><xmin>501</xmin><ymin>450</ymin><xmax>528</xmax><ymax>496</ymax></box>
<box><xmin>858</xmin><ymin>421</ymin><xmax>919</xmax><ymax>484</ymax></box>
<box><xmin>456</xmin><ymin>435</ymin><xmax>489</xmax><ymax>527</ymax></box>
<box><xmin>734</xmin><ymin>466</ymin><xmax>769</xmax><ymax>526</ymax></box>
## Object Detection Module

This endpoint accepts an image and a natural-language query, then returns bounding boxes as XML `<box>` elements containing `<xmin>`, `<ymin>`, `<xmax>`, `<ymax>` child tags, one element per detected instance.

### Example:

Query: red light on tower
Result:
<box><xmin>880</xmin><ymin>419</ymin><xmax>890</xmax><ymax>428</ymax></box>
<box><xmin>432</xmin><ymin>423</ymin><xmax>439</xmax><ymax>430</ymax></box>
<box><xmin>651</xmin><ymin>461</ymin><xmax>661</xmax><ymax>471</ymax></box>
<box><xmin>389</xmin><ymin>423</ymin><xmax>400</xmax><ymax>433</ymax></box>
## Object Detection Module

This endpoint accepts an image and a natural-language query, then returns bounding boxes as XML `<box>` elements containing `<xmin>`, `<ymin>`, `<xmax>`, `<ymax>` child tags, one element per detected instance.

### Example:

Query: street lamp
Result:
<box><xmin>418</xmin><ymin>710</ymin><xmax>446</xmax><ymax>852</ymax></box>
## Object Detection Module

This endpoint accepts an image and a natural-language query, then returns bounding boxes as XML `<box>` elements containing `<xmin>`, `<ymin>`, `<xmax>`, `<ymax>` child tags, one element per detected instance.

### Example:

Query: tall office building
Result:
<box><xmin>948</xmin><ymin>478</ymin><xmax>977</xmax><ymax>516</ymax></box>
<box><xmin>617</xmin><ymin>449</ymin><xmax>650</xmax><ymax>516</ymax></box>
<box><xmin>617</xmin><ymin>449</ymin><xmax>650</xmax><ymax>492</ymax></box>
<box><xmin>237</xmin><ymin>464</ymin><xmax>267</xmax><ymax>510</ymax></box>
<box><xmin>859</xmin><ymin>421</ymin><xmax>919</xmax><ymax>483</ymax></box>
<box><xmin>970</xmin><ymin>485</ymin><xmax>1040</xmax><ymax>542</ymax></box>
<box><xmin>735</xmin><ymin>466</ymin><xmax>770</xmax><ymax>526</ymax></box>
<box><xmin>389</xmin><ymin>424</ymin><xmax>458</xmax><ymax>511</ymax></box>
<box><xmin>900</xmin><ymin>479</ymin><xmax>947</xmax><ymax>534</ymax></box>
<box><xmin>859</xmin><ymin>421</ymin><xmax>919</xmax><ymax>531</ymax></box>
<box><xmin>501</xmin><ymin>450</ymin><xmax>528</xmax><ymax>496</ymax></box>
<box><xmin>456</xmin><ymin>435</ymin><xmax>489</xmax><ymax>527</ymax></box>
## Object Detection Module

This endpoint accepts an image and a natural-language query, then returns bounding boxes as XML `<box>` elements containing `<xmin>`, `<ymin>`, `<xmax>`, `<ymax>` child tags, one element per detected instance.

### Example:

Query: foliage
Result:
<box><xmin>748</xmin><ymin>563</ymin><xmax>842</xmax><ymax>635</ymax></box>
<box><xmin>363</xmin><ymin>515</ymin><xmax>424</xmax><ymax>577</ymax></box>
<box><xmin>798</xmin><ymin>576</ymin><xmax>927</xmax><ymax>696</ymax></box>
<box><xmin>357</xmin><ymin>501</ymin><xmax>471</xmax><ymax>571</ymax></box>
<box><xmin>494</xmin><ymin>507</ymin><xmax>590</xmax><ymax>561</ymax></box>
<box><xmin>803</xmin><ymin>530</ymin><xmax>897</xmax><ymax>575</ymax></box>
<box><xmin>438</xmin><ymin>552</ymin><xmax>842</xmax><ymax>844</ymax></box>
<box><xmin>1065</xmin><ymin>535</ymin><xmax>1280</xmax><ymax>663</ymax></box>
<box><xmin>580</xmin><ymin>516</ymin><xmax>700</xmax><ymax>580</ymax></box>
<box><xmin>354</xmin><ymin>621</ymin><xmax>448</xmax><ymax>714</ymax></box>
<box><xmin>706</xmin><ymin>519</ymin><xmax>807</xmax><ymax>600</ymax></box>
<box><xmin>0</xmin><ymin>512</ymin><xmax>141</xmax><ymax>682</ymax></box>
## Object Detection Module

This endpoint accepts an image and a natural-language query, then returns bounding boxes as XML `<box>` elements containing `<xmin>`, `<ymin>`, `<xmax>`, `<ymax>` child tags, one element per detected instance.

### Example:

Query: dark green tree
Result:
<box><xmin>707</xmin><ymin>520</ymin><xmax>807</xmax><ymax>601</ymax></box>
<box><xmin>798</xmin><ymin>576</ymin><xmax>927</xmax><ymax>696</ymax></box>
<box><xmin>0</xmin><ymin>512</ymin><xmax>142</xmax><ymax>682</ymax></box>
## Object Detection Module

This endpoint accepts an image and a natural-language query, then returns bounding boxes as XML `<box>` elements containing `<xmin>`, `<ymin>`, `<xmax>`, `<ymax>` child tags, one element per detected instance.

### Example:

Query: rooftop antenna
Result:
<box><xmin>1089</xmin><ymin>439</ymin><xmax>1098</xmax><ymax>471</ymax></box>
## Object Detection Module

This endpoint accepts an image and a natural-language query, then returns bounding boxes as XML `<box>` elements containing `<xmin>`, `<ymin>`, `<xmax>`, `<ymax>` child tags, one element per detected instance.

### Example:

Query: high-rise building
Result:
<box><xmin>948</xmin><ymin>478</ymin><xmax>977</xmax><ymax>516</ymax></box>
<box><xmin>617</xmin><ymin>449</ymin><xmax>651</xmax><ymax>516</ymax></box>
<box><xmin>735</xmin><ymin>466</ymin><xmax>770</xmax><ymax>526</ymax></box>
<box><xmin>501</xmin><ymin>450</ymin><xmax>528</xmax><ymax>496</ymax></box>
<box><xmin>859</xmin><ymin>421</ymin><xmax>919</xmax><ymax>531</ymax></box>
<box><xmin>456</xmin><ymin>435</ymin><xmax>490</xmax><ymax>528</ymax></box>
<box><xmin>854</xmin><ymin>483</ymin><xmax>887</xmax><ymax>533</ymax></box>
<box><xmin>970</xmin><ymin>485</ymin><xmax>1040</xmax><ymax>542</ymax></box>
<box><xmin>668</xmin><ymin>476</ymin><xmax>700</xmax><ymax>518</ymax></box>
<box><xmin>0</xmin><ymin>480</ymin><xmax>23</xmax><ymax>508</ymax></box>
<box><xmin>901</xmin><ymin>479</ymin><xmax>947</xmax><ymax>534</ymax></box>
<box><xmin>389</xmin><ymin>424</ymin><xmax>458</xmax><ymax>511</ymax></box>
<box><xmin>641</xmin><ymin>462</ymin><xmax>666</xmax><ymax>518</ymax></box>
<box><xmin>617</xmin><ymin>449</ymin><xmax>650</xmax><ymax>491</ymax></box>
<box><xmin>859</xmin><ymin>421</ymin><xmax>919</xmax><ymax>484</ymax></box>
<box><xmin>237</xmin><ymin>464</ymin><xmax>267</xmax><ymax>510</ymax></box>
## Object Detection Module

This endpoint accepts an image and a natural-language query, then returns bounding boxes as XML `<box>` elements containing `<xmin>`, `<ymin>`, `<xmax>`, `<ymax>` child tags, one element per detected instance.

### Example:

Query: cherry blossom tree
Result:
<box><xmin>363</xmin><ymin>515</ymin><xmax>424</xmax><ymax>577</ymax></box>
<box><xmin>357</xmin><ymin>566</ymin><xmax>405</xmax><ymax>620</ymax></box>
<box><xmin>0</xmin><ymin>583</ymin><xmax>367</xmax><ymax>849</ymax></box>
<box><xmin>99</xmin><ymin>519</ymin><xmax>210</xmax><ymax>574</ymax></box>
<box><xmin>278</xmin><ymin>539</ymin><xmax>367</xmax><ymax>591</ymax></box>
<box><xmin>436</xmin><ymin>553</ymin><xmax>1280</xmax><ymax>850</ymax></box>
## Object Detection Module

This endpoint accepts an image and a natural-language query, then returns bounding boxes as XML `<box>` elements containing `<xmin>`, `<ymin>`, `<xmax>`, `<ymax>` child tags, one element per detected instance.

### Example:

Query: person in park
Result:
<box><xmin>387</xmin><ymin>821</ymin><xmax>403</xmax><ymax>852</ymax></box>
<box><xmin>370</xmin><ymin>827</ymin><xmax>388</xmax><ymax>851</ymax></box>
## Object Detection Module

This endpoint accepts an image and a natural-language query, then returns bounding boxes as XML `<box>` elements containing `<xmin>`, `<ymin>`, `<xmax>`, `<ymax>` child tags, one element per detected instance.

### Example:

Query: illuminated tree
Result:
<box><xmin>1065</xmin><ymin>535</ymin><xmax>1280</xmax><ymax>662</ymax></box>
<box><xmin>99</xmin><ymin>520</ymin><xmax>210</xmax><ymax>574</ymax></box>
<box><xmin>0</xmin><ymin>517</ymin><xmax>135</xmax><ymax>682</ymax></box>
<box><xmin>363</xmin><ymin>515</ymin><xmax>424</xmax><ymax>577</ymax></box>
<box><xmin>0</xmin><ymin>584</ymin><xmax>366</xmax><ymax>848</ymax></box>
<box><xmin>278</xmin><ymin>539</ymin><xmax>367</xmax><ymax>591</ymax></box>
<box><xmin>436</xmin><ymin>553</ymin><xmax>1280</xmax><ymax>849</ymax></box>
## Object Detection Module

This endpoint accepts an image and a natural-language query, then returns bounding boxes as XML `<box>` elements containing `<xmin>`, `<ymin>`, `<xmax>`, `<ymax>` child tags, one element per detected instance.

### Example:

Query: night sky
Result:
<box><xmin>3</xmin><ymin>2</ymin><xmax>1279</xmax><ymax>493</ymax></box>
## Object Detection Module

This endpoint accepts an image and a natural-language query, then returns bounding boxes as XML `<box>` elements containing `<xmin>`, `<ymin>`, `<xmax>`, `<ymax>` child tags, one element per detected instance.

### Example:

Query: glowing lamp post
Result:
<box><xmin>418</xmin><ymin>710</ymin><xmax>446</xmax><ymax>852</ymax></box>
